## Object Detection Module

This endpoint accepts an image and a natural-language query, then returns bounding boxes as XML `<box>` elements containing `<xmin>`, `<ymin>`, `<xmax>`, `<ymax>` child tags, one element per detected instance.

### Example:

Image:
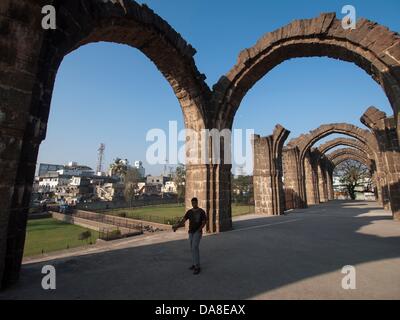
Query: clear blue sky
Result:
<box><xmin>38</xmin><ymin>0</ymin><xmax>400</xmax><ymax>175</ymax></box>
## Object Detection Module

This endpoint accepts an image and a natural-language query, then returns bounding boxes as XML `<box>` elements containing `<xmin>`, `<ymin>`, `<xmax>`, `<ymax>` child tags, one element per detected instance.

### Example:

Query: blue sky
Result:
<box><xmin>38</xmin><ymin>0</ymin><xmax>400</xmax><ymax>175</ymax></box>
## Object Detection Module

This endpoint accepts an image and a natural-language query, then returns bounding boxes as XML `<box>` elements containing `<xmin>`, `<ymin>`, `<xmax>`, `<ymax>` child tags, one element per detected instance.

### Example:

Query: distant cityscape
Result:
<box><xmin>33</xmin><ymin>158</ymin><xmax>180</xmax><ymax>207</ymax></box>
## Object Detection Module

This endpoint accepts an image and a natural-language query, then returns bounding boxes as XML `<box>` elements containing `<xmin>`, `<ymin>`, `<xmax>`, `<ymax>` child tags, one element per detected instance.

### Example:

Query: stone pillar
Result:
<box><xmin>379</xmin><ymin>174</ymin><xmax>391</xmax><ymax>210</ymax></box>
<box><xmin>0</xmin><ymin>129</ymin><xmax>28</xmax><ymax>289</ymax></box>
<box><xmin>322</xmin><ymin>159</ymin><xmax>335</xmax><ymax>201</ymax></box>
<box><xmin>326</xmin><ymin>167</ymin><xmax>335</xmax><ymax>201</ymax></box>
<box><xmin>252</xmin><ymin>125</ymin><xmax>290</xmax><ymax>215</ymax></box>
<box><xmin>372</xmin><ymin>170</ymin><xmax>390</xmax><ymax>209</ymax></box>
<box><xmin>185</xmin><ymin>123</ymin><xmax>234</xmax><ymax>233</ymax></box>
<box><xmin>0</xmin><ymin>1</ymin><xmax>46</xmax><ymax>288</ymax></box>
<box><xmin>186</xmin><ymin>164</ymin><xmax>232</xmax><ymax>233</ymax></box>
<box><xmin>361</xmin><ymin>107</ymin><xmax>400</xmax><ymax>220</ymax></box>
<box><xmin>317</xmin><ymin>163</ymin><xmax>328</xmax><ymax>203</ymax></box>
<box><xmin>373</xmin><ymin>172</ymin><xmax>381</xmax><ymax>203</ymax></box>
<box><xmin>283</xmin><ymin>147</ymin><xmax>307</xmax><ymax>209</ymax></box>
<box><xmin>304</xmin><ymin>151</ymin><xmax>320</xmax><ymax>205</ymax></box>
<box><xmin>3</xmin><ymin>138</ymin><xmax>42</xmax><ymax>287</ymax></box>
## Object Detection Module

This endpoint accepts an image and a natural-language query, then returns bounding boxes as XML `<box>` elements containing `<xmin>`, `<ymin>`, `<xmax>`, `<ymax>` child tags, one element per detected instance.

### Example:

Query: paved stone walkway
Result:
<box><xmin>1</xmin><ymin>200</ymin><xmax>400</xmax><ymax>299</ymax></box>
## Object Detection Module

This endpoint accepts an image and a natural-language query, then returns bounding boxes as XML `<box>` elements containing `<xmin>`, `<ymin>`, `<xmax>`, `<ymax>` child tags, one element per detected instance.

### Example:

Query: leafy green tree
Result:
<box><xmin>231</xmin><ymin>174</ymin><xmax>253</xmax><ymax>204</ymax></box>
<box><xmin>173</xmin><ymin>164</ymin><xmax>186</xmax><ymax>204</ymax></box>
<box><xmin>109</xmin><ymin>158</ymin><xmax>129</xmax><ymax>179</ymax></box>
<box><xmin>334</xmin><ymin>160</ymin><xmax>371</xmax><ymax>200</ymax></box>
<box><xmin>78</xmin><ymin>230</ymin><xmax>92</xmax><ymax>244</ymax></box>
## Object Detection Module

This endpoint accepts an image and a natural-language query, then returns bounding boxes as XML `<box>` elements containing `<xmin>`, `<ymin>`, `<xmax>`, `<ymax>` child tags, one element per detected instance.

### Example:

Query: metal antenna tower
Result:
<box><xmin>164</xmin><ymin>157</ymin><xmax>168</xmax><ymax>176</ymax></box>
<box><xmin>96</xmin><ymin>143</ymin><xmax>105</xmax><ymax>174</ymax></box>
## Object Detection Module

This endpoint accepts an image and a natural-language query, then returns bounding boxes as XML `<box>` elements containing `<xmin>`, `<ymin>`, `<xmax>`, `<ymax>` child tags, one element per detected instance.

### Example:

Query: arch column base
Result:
<box><xmin>283</xmin><ymin>147</ymin><xmax>307</xmax><ymax>209</ymax></box>
<box><xmin>186</xmin><ymin>164</ymin><xmax>232</xmax><ymax>233</ymax></box>
<box><xmin>252</xmin><ymin>126</ymin><xmax>289</xmax><ymax>215</ymax></box>
<box><xmin>387</xmin><ymin>173</ymin><xmax>400</xmax><ymax>221</ymax></box>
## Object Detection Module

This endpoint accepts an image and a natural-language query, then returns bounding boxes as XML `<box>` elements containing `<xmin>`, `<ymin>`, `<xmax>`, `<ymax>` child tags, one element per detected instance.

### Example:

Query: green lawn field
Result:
<box><xmin>24</xmin><ymin>218</ymin><xmax>99</xmax><ymax>257</ymax></box>
<box><xmin>103</xmin><ymin>203</ymin><xmax>255</xmax><ymax>224</ymax></box>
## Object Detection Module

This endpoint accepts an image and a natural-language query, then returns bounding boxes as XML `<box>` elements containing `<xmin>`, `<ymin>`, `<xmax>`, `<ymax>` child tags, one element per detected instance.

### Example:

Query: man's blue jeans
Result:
<box><xmin>189</xmin><ymin>231</ymin><xmax>202</xmax><ymax>267</ymax></box>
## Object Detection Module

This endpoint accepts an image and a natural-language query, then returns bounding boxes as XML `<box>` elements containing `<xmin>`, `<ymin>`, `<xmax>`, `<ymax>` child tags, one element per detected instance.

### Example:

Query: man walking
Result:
<box><xmin>173</xmin><ymin>197</ymin><xmax>207</xmax><ymax>275</ymax></box>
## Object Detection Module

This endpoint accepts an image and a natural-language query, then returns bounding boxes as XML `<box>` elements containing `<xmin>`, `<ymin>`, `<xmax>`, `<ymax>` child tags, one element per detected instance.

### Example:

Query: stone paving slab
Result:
<box><xmin>1</xmin><ymin>200</ymin><xmax>400</xmax><ymax>300</ymax></box>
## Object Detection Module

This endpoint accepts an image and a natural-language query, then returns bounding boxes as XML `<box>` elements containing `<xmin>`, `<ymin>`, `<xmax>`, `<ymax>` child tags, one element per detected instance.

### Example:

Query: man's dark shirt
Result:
<box><xmin>184</xmin><ymin>208</ymin><xmax>207</xmax><ymax>234</ymax></box>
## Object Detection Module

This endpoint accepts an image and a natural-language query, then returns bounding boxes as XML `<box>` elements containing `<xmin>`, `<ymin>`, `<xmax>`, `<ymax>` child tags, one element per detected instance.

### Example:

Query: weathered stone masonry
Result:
<box><xmin>252</xmin><ymin>125</ymin><xmax>289</xmax><ymax>215</ymax></box>
<box><xmin>1</xmin><ymin>1</ymin><xmax>400</xmax><ymax>288</ymax></box>
<box><xmin>361</xmin><ymin>107</ymin><xmax>400</xmax><ymax>220</ymax></box>
<box><xmin>283</xmin><ymin>146</ymin><xmax>307</xmax><ymax>209</ymax></box>
<box><xmin>0</xmin><ymin>0</ymin><xmax>212</xmax><ymax>288</ymax></box>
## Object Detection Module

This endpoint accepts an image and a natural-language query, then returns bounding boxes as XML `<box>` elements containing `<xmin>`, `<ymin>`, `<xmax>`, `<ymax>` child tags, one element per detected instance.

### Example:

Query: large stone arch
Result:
<box><xmin>212</xmin><ymin>13</ymin><xmax>400</xmax><ymax>135</ymax></box>
<box><xmin>0</xmin><ymin>0</ymin><xmax>212</xmax><ymax>288</ymax></box>
<box><xmin>317</xmin><ymin>138</ymin><xmax>373</xmax><ymax>159</ymax></box>
<box><xmin>287</xmin><ymin>123</ymin><xmax>378</xmax><ymax>162</ymax></box>
<box><xmin>282</xmin><ymin>123</ymin><xmax>380</xmax><ymax>207</ymax></box>
<box><xmin>331</xmin><ymin>154</ymin><xmax>371</xmax><ymax>168</ymax></box>
<box><xmin>327</xmin><ymin>148</ymin><xmax>371</xmax><ymax>168</ymax></box>
<box><xmin>36</xmin><ymin>0</ymin><xmax>210</xmax><ymax>132</ymax></box>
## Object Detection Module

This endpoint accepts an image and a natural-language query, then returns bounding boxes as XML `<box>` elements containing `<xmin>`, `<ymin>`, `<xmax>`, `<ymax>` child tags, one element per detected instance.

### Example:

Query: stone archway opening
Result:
<box><xmin>0</xmin><ymin>0</ymin><xmax>210</xmax><ymax>288</ymax></box>
<box><xmin>283</xmin><ymin>123</ymin><xmax>379</xmax><ymax>208</ymax></box>
<box><xmin>220</xmin><ymin>13</ymin><xmax>399</xmax><ymax>225</ymax></box>
<box><xmin>331</xmin><ymin>155</ymin><xmax>375</xmax><ymax>201</ymax></box>
<box><xmin>27</xmin><ymin>40</ymin><xmax>192</xmax><ymax>257</ymax></box>
<box><xmin>2</xmin><ymin>4</ymin><xmax>400</xmax><ymax>290</ymax></box>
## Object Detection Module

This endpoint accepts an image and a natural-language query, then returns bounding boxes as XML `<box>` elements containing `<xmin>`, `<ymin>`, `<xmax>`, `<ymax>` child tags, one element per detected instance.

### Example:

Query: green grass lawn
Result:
<box><xmin>103</xmin><ymin>203</ymin><xmax>255</xmax><ymax>224</ymax></box>
<box><xmin>24</xmin><ymin>218</ymin><xmax>99</xmax><ymax>257</ymax></box>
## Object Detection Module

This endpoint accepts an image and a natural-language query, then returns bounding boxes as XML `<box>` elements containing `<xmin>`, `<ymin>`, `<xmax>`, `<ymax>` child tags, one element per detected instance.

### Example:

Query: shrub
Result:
<box><xmin>110</xmin><ymin>229</ymin><xmax>121</xmax><ymax>237</ymax></box>
<box><xmin>78</xmin><ymin>230</ymin><xmax>91</xmax><ymax>242</ymax></box>
<box><xmin>102</xmin><ymin>229</ymin><xmax>122</xmax><ymax>241</ymax></box>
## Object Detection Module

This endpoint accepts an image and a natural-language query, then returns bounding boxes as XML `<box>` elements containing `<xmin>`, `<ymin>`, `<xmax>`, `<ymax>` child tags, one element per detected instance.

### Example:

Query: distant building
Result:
<box><xmin>133</xmin><ymin>160</ymin><xmax>145</xmax><ymax>178</ymax></box>
<box><xmin>37</xmin><ymin>162</ymin><xmax>96</xmax><ymax>203</ymax></box>
<box><xmin>146</xmin><ymin>175</ymin><xmax>170</xmax><ymax>185</ymax></box>
<box><xmin>38</xmin><ymin>172</ymin><xmax>71</xmax><ymax>192</ymax></box>
<box><xmin>56</xmin><ymin>176</ymin><xmax>94</xmax><ymax>205</ymax></box>
<box><xmin>95</xmin><ymin>182</ymin><xmax>124</xmax><ymax>201</ymax></box>
<box><xmin>162</xmin><ymin>181</ymin><xmax>177</xmax><ymax>193</ymax></box>
<box><xmin>57</xmin><ymin>162</ymin><xmax>94</xmax><ymax>177</ymax></box>
<box><xmin>38</xmin><ymin>162</ymin><xmax>94</xmax><ymax>178</ymax></box>
<box><xmin>38</xmin><ymin>163</ymin><xmax>64</xmax><ymax>176</ymax></box>
<box><xmin>142</xmin><ymin>184</ymin><xmax>162</xmax><ymax>195</ymax></box>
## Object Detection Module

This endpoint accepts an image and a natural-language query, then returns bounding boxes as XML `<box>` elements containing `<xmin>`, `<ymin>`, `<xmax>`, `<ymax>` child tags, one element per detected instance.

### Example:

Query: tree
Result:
<box><xmin>109</xmin><ymin>158</ymin><xmax>129</xmax><ymax>180</ymax></box>
<box><xmin>334</xmin><ymin>159</ymin><xmax>371</xmax><ymax>200</ymax></box>
<box><xmin>173</xmin><ymin>164</ymin><xmax>186</xmax><ymax>204</ymax></box>
<box><xmin>124</xmin><ymin>167</ymin><xmax>142</xmax><ymax>205</ymax></box>
<box><xmin>78</xmin><ymin>230</ymin><xmax>92</xmax><ymax>244</ymax></box>
<box><xmin>231</xmin><ymin>174</ymin><xmax>253</xmax><ymax>204</ymax></box>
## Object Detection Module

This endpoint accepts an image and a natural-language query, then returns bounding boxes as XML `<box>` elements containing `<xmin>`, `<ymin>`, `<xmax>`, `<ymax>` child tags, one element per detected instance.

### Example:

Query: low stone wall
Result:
<box><xmin>77</xmin><ymin>198</ymin><xmax>179</xmax><ymax>211</ymax></box>
<box><xmin>50</xmin><ymin>211</ymin><xmax>118</xmax><ymax>233</ymax></box>
<box><xmin>74</xmin><ymin>210</ymin><xmax>171</xmax><ymax>231</ymax></box>
<box><xmin>28</xmin><ymin>212</ymin><xmax>52</xmax><ymax>220</ymax></box>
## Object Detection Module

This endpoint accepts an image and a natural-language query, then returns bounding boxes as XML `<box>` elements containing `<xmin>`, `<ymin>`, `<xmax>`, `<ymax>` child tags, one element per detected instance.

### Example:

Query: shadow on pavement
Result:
<box><xmin>1</xmin><ymin>200</ymin><xmax>399</xmax><ymax>299</ymax></box>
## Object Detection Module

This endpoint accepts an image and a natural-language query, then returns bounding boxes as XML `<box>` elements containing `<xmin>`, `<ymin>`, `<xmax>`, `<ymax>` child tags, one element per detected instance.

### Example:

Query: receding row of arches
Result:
<box><xmin>1</xmin><ymin>0</ymin><xmax>400</xmax><ymax>288</ymax></box>
<box><xmin>252</xmin><ymin>107</ymin><xmax>400</xmax><ymax>218</ymax></box>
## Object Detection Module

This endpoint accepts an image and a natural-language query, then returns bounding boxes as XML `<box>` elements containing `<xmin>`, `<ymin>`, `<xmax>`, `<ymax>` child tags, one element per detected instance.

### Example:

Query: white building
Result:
<box><xmin>162</xmin><ymin>181</ymin><xmax>177</xmax><ymax>193</ymax></box>
<box><xmin>57</xmin><ymin>162</ymin><xmax>94</xmax><ymax>177</ymax></box>
<box><xmin>38</xmin><ymin>172</ymin><xmax>71</xmax><ymax>192</ymax></box>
